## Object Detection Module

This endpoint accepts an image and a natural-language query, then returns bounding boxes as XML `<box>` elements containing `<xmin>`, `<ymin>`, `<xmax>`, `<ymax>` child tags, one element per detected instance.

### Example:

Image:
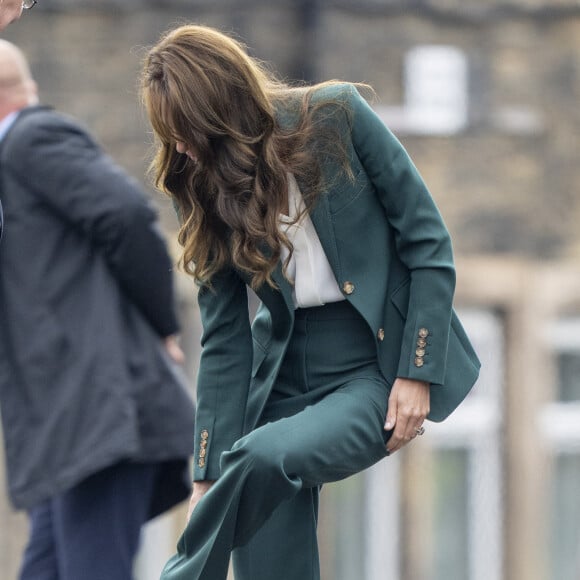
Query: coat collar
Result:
<box><xmin>269</xmin><ymin>261</ymin><xmax>295</xmax><ymax>313</ymax></box>
<box><xmin>0</xmin><ymin>106</ymin><xmax>52</xmax><ymax>154</ymax></box>
<box><xmin>308</xmin><ymin>192</ymin><xmax>340</xmax><ymax>276</ymax></box>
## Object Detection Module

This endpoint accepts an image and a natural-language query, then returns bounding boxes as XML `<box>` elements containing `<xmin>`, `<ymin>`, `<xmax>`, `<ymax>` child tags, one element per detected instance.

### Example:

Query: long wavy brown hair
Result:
<box><xmin>141</xmin><ymin>24</ymin><xmax>359</xmax><ymax>290</ymax></box>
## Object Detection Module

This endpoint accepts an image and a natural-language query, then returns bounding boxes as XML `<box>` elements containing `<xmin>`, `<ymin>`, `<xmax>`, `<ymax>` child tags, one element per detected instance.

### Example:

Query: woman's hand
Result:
<box><xmin>164</xmin><ymin>335</ymin><xmax>185</xmax><ymax>365</ymax></box>
<box><xmin>384</xmin><ymin>377</ymin><xmax>430</xmax><ymax>455</ymax></box>
<box><xmin>187</xmin><ymin>480</ymin><xmax>216</xmax><ymax>521</ymax></box>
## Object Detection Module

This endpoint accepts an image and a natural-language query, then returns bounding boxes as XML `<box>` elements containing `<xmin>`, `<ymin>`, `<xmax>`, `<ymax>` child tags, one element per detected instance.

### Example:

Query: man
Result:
<box><xmin>0</xmin><ymin>40</ymin><xmax>196</xmax><ymax>579</ymax></box>
<box><xmin>0</xmin><ymin>0</ymin><xmax>23</xmax><ymax>30</ymax></box>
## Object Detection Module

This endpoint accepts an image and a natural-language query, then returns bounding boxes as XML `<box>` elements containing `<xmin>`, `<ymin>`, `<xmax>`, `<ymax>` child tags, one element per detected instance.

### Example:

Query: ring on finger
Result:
<box><xmin>415</xmin><ymin>426</ymin><xmax>425</xmax><ymax>436</ymax></box>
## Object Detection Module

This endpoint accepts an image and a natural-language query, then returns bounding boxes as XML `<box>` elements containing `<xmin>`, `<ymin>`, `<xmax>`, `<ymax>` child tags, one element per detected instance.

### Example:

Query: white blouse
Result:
<box><xmin>279</xmin><ymin>175</ymin><xmax>345</xmax><ymax>309</ymax></box>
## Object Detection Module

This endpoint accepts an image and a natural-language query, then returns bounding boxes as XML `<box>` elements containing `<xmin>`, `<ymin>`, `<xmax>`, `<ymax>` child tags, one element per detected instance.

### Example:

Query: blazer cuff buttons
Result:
<box><xmin>414</xmin><ymin>328</ymin><xmax>429</xmax><ymax>368</ymax></box>
<box><xmin>198</xmin><ymin>429</ymin><xmax>209</xmax><ymax>468</ymax></box>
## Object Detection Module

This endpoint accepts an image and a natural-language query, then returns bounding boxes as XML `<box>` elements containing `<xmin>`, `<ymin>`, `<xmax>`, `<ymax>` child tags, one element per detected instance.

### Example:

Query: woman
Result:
<box><xmin>141</xmin><ymin>24</ymin><xmax>480</xmax><ymax>580</ymax></box>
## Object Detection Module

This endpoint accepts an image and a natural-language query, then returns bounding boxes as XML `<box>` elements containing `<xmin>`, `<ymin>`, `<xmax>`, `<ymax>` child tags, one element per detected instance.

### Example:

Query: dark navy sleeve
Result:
<box><xmin>5</xmin><ymin>111</ymin><xmax>179</xmax><ymax>337</ymax></box>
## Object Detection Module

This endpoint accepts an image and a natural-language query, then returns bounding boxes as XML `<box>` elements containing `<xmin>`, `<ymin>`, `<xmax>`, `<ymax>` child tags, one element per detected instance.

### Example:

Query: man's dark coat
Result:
<box><xmin>0</xmin><ymin>107</ymin><xmax>195</xmax><ymax>513</ymax></box>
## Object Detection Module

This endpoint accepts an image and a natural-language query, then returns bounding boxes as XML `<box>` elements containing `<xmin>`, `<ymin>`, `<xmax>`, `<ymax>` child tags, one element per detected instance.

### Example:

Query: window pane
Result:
<box><xmin>556</xmin><ymin>352</ymin><xmax>580</xmax><ymax>402</ymax></box>
<box><xmin>430</xmin><ymin>449</ymin><xmax>470</xmax><ymax>580</ymax></box>
<box><xmin>550</xmin><ymin>454</ymin><xmax>580</xmax><ymax>580</ymax></box>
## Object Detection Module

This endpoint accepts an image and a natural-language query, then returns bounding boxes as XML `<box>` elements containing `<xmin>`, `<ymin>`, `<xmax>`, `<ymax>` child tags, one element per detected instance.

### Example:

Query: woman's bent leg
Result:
<box><xmin>161</xmin><ymin>377</ymin><xmax>390</xmax><ymax>580</ymax></box>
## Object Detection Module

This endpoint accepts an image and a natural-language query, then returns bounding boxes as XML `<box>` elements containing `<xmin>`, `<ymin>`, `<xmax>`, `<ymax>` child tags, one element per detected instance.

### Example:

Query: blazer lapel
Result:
<box><xmin>270</xmin><ymin>261</ymin><xmax>295</xmax><ymax>313</ymax></box>
<box><xmin>249</xmin><ymin>241</ymin><xmax>295</xmax><ymax>314</ymax></box>
<box><xmin>308</xmin><ymin>193</ymin><xmax>341</xmax><ymax>282</ymax></box>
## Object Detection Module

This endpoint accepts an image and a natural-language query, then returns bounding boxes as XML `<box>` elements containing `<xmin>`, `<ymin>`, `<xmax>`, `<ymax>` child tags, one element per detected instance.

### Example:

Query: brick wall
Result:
<box><xmin>4</xmin><ymin>2</ymin><xmax>578</xmax><ymax>257</ymax></box>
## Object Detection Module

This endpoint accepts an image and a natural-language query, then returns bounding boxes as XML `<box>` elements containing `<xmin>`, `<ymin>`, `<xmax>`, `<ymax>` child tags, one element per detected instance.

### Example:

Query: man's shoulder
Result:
<box><xmin>3</xmin><ymin>107</ymin><xmax>52</xmax><ymax>150</ymax></box>
<box><xmin>1</xmin><ymin>107</ymin><xmax>94</xmax><ymax>159</ymax></box>
<box><xmin>8</xmin><ymin>107</ymin><xmax>80</xmax><ymax>138</ymax></box>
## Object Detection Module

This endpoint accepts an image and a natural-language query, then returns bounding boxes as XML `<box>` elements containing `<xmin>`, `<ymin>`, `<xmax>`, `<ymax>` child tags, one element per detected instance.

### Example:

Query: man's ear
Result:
<box><xmin>26</xmin><ymin>79</ymin><xmax>39</xmax><ymax>105</ymax></box>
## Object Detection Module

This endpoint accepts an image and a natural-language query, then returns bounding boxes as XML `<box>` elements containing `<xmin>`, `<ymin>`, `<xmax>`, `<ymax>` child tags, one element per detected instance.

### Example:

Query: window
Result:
<box><xmin>541</xmin><ymin>317</ymin><xmax>580</xmax><ymax>580</ymax></box>
<box><xmin>404</xmin><ymin>45</ymin><xmax>469</xmax><ymax>135</ymax></box>
<box><xmin>422</xmin><ymin>309</ymin><xmax>503</xmax><ymax>580</ymax></box>
<box><xmin>376</xmin><ymin>45</ymin><xmax>469</xmax><ymax>136</ymax></box>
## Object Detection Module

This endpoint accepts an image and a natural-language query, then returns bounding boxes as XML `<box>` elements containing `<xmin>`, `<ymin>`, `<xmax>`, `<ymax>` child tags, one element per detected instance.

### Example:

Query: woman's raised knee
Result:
<box><xmin>224</xmin><ymin>431</ymin><xmax>280</xmax><ymax>478</ymax></box>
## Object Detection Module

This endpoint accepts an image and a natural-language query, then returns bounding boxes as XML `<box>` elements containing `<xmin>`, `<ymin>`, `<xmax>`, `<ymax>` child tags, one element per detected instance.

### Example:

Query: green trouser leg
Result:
<box><xmin>160</xmin><ymin>377</ymin><xmax>390</xmax><ymax>580</ymax></box>
<box><xmin>232</xmin><ymin>486</ymin><xmax>321</xmax><ymax>580</ymax></box>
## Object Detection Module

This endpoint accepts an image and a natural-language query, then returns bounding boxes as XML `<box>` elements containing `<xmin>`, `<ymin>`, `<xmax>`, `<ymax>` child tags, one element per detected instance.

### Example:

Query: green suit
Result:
<box><xmin>162</xmin><ymin>84</ymin><xmax>481</xmax><ymax>580</ymax></box>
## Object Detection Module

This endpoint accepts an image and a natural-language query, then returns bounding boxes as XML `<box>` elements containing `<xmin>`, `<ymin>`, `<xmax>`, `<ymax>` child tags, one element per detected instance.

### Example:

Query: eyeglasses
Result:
<box><xmin>22</xmin><ymin>0</ymin><xmax>37</xmax><ymax>9</ymax></box>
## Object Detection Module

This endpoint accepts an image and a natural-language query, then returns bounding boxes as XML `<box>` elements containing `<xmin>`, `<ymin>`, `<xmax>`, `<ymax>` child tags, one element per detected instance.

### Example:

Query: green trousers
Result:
<box><xmin>162</xmin><ymin>301</ymin><xmax>392</xmax><ymax>580</ymax></box>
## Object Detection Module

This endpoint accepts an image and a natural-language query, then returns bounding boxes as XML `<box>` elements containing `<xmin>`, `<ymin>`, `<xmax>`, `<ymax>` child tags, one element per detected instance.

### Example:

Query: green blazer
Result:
<box><xmin>193</xmin><ymin>84</ymin><xmax>481</xmax><ymax>481</ymax></box>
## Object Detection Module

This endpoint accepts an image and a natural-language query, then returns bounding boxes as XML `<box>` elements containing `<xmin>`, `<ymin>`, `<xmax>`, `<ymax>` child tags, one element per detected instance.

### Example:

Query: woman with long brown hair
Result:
<box><xmin>141</xmin><ymin>24</ymin><xmax>480</xmax><ymax>580</ymax></box>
